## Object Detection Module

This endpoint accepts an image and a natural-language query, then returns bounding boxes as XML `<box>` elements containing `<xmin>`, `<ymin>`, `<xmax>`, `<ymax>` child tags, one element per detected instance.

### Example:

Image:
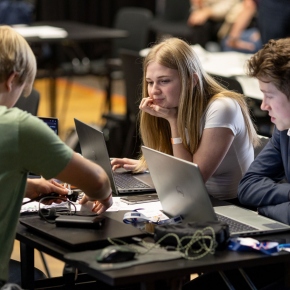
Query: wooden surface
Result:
<box><xmin>35</xmin><ymin>76</ymin><xmax>125</xmax><ymax>140</ymax></box>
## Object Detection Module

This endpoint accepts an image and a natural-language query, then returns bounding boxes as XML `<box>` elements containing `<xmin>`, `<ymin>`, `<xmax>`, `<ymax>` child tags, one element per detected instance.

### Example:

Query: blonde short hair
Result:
<box><xmin>0</xmin><ymin>25</ymin><xmax>36</xmax><ymax>95</ymax></box>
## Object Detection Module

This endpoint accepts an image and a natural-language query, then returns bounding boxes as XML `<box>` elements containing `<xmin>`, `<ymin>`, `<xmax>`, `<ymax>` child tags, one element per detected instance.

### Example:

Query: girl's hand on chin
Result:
<box><xmin>140</xmin><ymin>102</ymin><xmax>178</xmax><ymax>121</ymax></box>
<box><xmin>139</xmin><ymin>97</ymin><xmax>154</xmax><ymax>110</ymax></box>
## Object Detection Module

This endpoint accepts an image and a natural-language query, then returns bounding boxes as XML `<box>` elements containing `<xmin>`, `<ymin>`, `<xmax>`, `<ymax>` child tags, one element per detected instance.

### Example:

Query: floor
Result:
<box><xmin>35</xmin><ymin>75</ymin><xmax>126</xmax><ymax>141</ymax></box>
<box><xmin>12</xmin><ymin>75</ymin><xmax>126</xmax><ymax>278</ymax></box>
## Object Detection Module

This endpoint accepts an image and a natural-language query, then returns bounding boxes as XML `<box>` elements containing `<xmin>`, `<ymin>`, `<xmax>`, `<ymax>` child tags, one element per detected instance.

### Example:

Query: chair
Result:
<box><xmin>8</xmin><ymin>259</ymin><xmax>47</xmax><ymax>286</ymax></box>
<box><xmin>254</xmin><ymin>135</ymin><xmax>269</xmax><ymax>158</ymax></box>
<box><xmin>119</xmin><ymin>49</ymin><xmax>144</xmax><ymax>158</ymax></box>
<box><xmin>210</xmin><ymin>74</ymin><xmax>274</xmax><ymax>137</ymax></box>
<box><xmin>149</xmin><ymin>0</ymin><xmax>192</xmax><ymax>41</ymax></box>
<box><xmin>102</xmin><ymin>49</ymin><xmax>144</xmax><ymax>158</ymax></box>
<box><xmin>61</xmin><ymin>7</ymin><xmax>153</xmax><ymax>114</ymax></box>
<box><xmin>13</xmin><ymin>89</ymin><xmax>40</xmax><ymax>116</ymax></box>
<box><xmin>109</xmin><ymin>7</ymin><xmax>154</xmax><ymax>59</ymax></box>
<box><xmin>91</xmin><ymin>7</ymin><xmax>153</xmax><ymax>112</ymax></box>
<box><xmin>209</xmin><ymin>74</ymin><xmax>244</xmax><ymax>94</ymax></box>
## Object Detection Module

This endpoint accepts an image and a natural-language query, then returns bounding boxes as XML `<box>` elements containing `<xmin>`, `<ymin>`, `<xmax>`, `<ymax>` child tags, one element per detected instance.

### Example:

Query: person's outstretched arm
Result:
<box><xmin>55</xmin><ymin>152</ymin><xmax>113</xmax><ymax>214</ymax></box>
<box><xmin>226</xmin><ymin>0</ymin><xmax>257</xmax><ymax>50</ymax></box>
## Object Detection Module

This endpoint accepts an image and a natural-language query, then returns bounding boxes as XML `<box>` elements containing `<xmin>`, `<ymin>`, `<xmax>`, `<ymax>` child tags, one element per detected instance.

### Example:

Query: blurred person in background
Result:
<box><xmin>221</xmin><ymin>0</ymin><xmax>290</xmax><ymax>53</ymax></box>
<box><xmin>187</xmin><ymin>0</ymin><xmax>239</xmax><ymax>49</ymax></box>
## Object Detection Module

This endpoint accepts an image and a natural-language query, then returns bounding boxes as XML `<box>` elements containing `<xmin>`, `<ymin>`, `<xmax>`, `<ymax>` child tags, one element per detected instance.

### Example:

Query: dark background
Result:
<box><xmin>34</xmin><ymin>0</ymin><xmax>156</xmax><ymax>26</ymax></box>
<box><xmin>32</xmin><ymin>0</ymin><xmax>157</xmax><ymax>64</ymax></box>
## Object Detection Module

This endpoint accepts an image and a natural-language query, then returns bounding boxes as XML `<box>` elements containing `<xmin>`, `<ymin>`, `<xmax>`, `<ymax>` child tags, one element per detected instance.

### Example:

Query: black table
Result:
<box><xmin>25</xmin><ymin>21</ymin><xmax>128</xmax><ymax>44</ymax></box>
<box><xmin>22</xmin><ymin>21</ymin><xmax>128</xmax><ymax>117</ymax></box>
<box><xmin>16</xmin><ymin>210</ymin><xmax>290</xmax><ymax>290</ymax></box>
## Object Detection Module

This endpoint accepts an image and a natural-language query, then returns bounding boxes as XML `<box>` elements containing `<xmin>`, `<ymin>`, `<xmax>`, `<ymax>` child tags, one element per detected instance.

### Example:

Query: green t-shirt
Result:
<box><xmin>0</xmin><ymin>106</ymin><xmax>73</xmax><ymax>282</ymax></box>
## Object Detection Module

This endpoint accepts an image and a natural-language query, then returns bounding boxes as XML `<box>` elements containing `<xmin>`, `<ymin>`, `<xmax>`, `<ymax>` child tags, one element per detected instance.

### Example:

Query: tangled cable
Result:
<box><xmin>108</xmin><ymin>226</ymin><xmax>217</xmax><ymax>260</ymax></box>
<box><xmin>38</xmin><ymin>196</ymin><xmax>76</xmax><ymax>224</ymax></box>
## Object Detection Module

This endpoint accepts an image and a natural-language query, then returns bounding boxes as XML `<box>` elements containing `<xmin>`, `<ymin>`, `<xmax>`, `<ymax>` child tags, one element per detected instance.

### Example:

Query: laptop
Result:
<box><xmin>28</xmin><ymin>117</ymin><xmax>59</xmax><ymax>178</ymax></box>
<box><xmin>74</xmin><ymin>118</ymin><xmax>155</xmax><ymax>195</ymax></box>
<box><xmin>39</xmin><ymin>116</ymin><xmax>59</xmax><ymax>135</ymax></box>
<box><xmin>120</xmin><ymin>193</ymin><xmax>159</xmax><ymax>204</ymax></box>
<box><xmin>141</xmin><ymin>146</ymin><xmax>290</xmax><ymax>237</ymax></box>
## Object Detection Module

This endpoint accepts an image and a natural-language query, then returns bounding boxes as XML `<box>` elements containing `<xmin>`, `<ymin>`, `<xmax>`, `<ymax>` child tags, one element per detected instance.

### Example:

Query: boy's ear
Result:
<box><xmin>6</xmin><ymin>72</ymin><xmax>18</xmax><ymax>92</ymax></box>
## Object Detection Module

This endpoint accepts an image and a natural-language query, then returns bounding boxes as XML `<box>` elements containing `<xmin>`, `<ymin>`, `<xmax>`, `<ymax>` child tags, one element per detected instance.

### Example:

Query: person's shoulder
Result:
<box><xmin>0</xmin><ymin>106</ymin><xmax>22</xmax><ymax>115</ymax></box>
<box><xmin>0</xmin><ymin>106</ymin><xmax>32</xmax><ymax>122</ymax></box>
<box><xmin>2</xmin><ymin>107</ymin><xmax>52</xmax><ymax>134</ymax></box>
<box><xmin>209</xmin><ymin>96</ymin><xmax>238</xmax><ymax>110</ymax></box>
<box><xmin>206</xmin><ymin>96</ymin><xmax>241</xmax><ymax>124</ymax></box>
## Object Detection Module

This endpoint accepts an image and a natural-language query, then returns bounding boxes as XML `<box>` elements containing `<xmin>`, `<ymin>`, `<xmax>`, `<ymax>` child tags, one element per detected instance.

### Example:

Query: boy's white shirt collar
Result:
<box><xmin>287</xmin><ymin>129</ymin><xmax>290</xmax><ymax>136</ymax></box>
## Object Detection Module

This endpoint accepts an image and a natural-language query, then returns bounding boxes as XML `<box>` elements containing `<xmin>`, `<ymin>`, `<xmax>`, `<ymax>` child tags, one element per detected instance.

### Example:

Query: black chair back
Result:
<box><xmin>149</xmin><ymin>0</ymin><xmax>192</xmax><ymax>41</ymax></box>
<box><xmin>162</xmin><ymin>0</ymin><xmax>191</xmax><ymax>21</ymax></box>
<box><xmin>254</xmin><ymin>135</ymin><xmax>269</xmax><ymax>158</ymax></box>
<box><xmin>112</xmin><ymin>7</ymin><xmax>153</xmax><ymax>57</ymax></box>
<box><xmin>120</xmin><ymin>49</ymin><xmax>143</xmax><ymax>118</ymax></box>
<box><xmin>14</xmin><ymin>89</ymin><xmax>40</xmax><ymax>116</ymax></box>
<box><xmin>210</xmin><ymin>74</ymin><xmax>244</xmax><ymax>94</ymax></box>
<box><xmin>120</xmin><ymin>49</ymin><xmax>144</xmax><ymax>158</ymax></box>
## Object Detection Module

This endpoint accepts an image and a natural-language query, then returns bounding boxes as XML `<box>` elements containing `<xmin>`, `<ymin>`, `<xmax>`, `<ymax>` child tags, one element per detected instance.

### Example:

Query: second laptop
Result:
<box><xmin>74</xmin><ymin>118</ymin><xmax>155</xmax><ymax>195</ymax></box>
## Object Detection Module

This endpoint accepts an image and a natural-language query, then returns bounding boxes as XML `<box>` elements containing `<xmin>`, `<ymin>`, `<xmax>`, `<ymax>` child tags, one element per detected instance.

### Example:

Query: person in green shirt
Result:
<box><xmin>0</xmin><ymin>25</ymin><xmax>113</xmax><ymax>288</ymax></box>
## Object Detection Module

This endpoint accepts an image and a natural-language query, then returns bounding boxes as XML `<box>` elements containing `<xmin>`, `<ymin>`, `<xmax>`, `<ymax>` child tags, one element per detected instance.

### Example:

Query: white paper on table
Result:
<box><xmin>236</xmin><ymin>76</ymin><xmax>263</xmax><ymax>100</ymax></box>
<box><xmin>105</xmin><ymin>197</ymin><xmax>163</xmax><ymax>212</ymax></box>
<box><xmin>199</xmin><ymin>51</ymin><xmax>251</xmax><ymax>77</ymax></box>
<box><xmin>12</xmin><ymin>25</ymin><xmax>68</xmax><ymax>39</ymax></box>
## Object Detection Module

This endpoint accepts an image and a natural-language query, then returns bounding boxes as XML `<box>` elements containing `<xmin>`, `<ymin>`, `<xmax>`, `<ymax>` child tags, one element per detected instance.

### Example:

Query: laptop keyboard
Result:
<box><xmin>113</xmin><ymin>173</ymin><xmax>151</xmax><ymax>189</ymax></box>
<box><xmin>216</xmin><ymin>213</ymin><xmax>258</xmax><ymax>234</ymax></box>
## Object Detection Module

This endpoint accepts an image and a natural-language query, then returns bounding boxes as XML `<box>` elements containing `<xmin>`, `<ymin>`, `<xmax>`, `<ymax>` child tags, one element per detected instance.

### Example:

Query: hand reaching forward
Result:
<box><xmin>111</xmin><ymin>158</ymin><xmax>140</xmax><ymax>171</ymax></box>
<box><xmin>79</xmin><ymin>193</ymin><xmax>113</xmax><ymax>214</ymax></box>
<box><xmin>25</xmin><ymin>178</ymin><xmax>69</xmax><ymax>204</ymax></box>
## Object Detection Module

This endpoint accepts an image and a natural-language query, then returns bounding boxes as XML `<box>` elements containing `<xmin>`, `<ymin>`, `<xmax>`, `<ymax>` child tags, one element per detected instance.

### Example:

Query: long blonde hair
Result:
<box><xmin>137</xmin><ymin>37</ymin><xmax>259</xmax><ymax>171</ymax></box>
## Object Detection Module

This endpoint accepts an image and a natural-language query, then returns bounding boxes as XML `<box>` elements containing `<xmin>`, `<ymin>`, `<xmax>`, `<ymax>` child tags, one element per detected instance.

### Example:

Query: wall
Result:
<box><xmin>34</xmin><ymin>0</ymin><xmax>156</xmax><ymax>26</ymax></box>
<box><xmin>33</xmin><ymin>0</ymin><xmax>156</xmax><ymax>61</ymax></box>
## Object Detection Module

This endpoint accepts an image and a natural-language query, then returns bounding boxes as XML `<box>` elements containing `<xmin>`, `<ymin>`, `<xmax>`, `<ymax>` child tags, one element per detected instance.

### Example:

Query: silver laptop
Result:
<box><xmin>74</xmin><ymin>119</ymin><xmax>155</xmax><ymax>195</ymax></box>
<box><xmin>141</xmin><ymin>146</ymin><xmax>290</xmax><ymax>237</ymax></box>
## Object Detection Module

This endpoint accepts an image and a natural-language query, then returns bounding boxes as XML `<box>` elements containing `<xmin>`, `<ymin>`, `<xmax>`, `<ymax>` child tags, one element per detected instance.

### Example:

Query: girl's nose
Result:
<box><xmin>151</xmin><ymin>83</ymin><xmax>161</xmax><ymax>94</ymax></box>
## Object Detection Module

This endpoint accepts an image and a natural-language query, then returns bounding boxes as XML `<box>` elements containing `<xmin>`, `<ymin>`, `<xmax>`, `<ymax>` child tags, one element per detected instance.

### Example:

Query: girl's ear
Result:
<box><xmin>6</xmin><ymin>72</ymin><xmax>18</xmax><ymax>92</ymax></box>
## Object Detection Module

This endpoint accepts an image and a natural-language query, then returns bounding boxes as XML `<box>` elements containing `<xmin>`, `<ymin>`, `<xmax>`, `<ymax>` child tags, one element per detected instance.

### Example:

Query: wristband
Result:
<box><xmin>171</xmin><ymin>137</ymin><xmax>182</xmax><ymax>144</ymax></box>
<box><xmin>101</xmin><ymin>192</ymin><xmax>112</xmax><ymax>202</ymax></box>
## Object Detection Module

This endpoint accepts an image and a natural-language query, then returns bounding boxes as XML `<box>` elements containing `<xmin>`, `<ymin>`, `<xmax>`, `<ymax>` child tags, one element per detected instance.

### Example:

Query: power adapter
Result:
<box><xmin>55</xmin><ymin>215</ymin><xmax>105</xmax><ymax>229</ymax></box>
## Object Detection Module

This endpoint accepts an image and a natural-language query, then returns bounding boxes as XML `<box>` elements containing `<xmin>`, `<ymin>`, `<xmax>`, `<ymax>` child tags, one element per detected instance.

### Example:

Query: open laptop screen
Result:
<box><xmin>38</xmin><ymin>117</ymin><xmax>58</xmax><ymax>135</ymax></box>
<box><xmin>28</xmin><ymin>117</ymin><xmax>59</xmax><ymax>178</ymax></box>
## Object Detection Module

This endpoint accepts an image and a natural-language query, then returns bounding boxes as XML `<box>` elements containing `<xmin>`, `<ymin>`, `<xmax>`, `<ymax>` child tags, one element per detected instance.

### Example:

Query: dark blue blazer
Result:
<box><xmin>238</xmin><ymin>127</ymin><xmax>290</xmax><ymax>224</ymax></box>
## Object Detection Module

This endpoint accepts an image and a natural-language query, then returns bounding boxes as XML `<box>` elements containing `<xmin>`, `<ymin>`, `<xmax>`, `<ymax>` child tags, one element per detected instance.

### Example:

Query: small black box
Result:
<box><xmin>55</xmin><ymin>215</ymin><xmax>105</xmax><ymax>229</ymax></box>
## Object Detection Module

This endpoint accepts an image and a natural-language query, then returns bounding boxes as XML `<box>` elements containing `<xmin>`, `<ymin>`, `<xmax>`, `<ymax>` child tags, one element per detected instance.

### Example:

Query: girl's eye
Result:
<box><xmin>147</xmin><ymin>79</ymin><xmax>170</xmax><ymax>86</ymax></box>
